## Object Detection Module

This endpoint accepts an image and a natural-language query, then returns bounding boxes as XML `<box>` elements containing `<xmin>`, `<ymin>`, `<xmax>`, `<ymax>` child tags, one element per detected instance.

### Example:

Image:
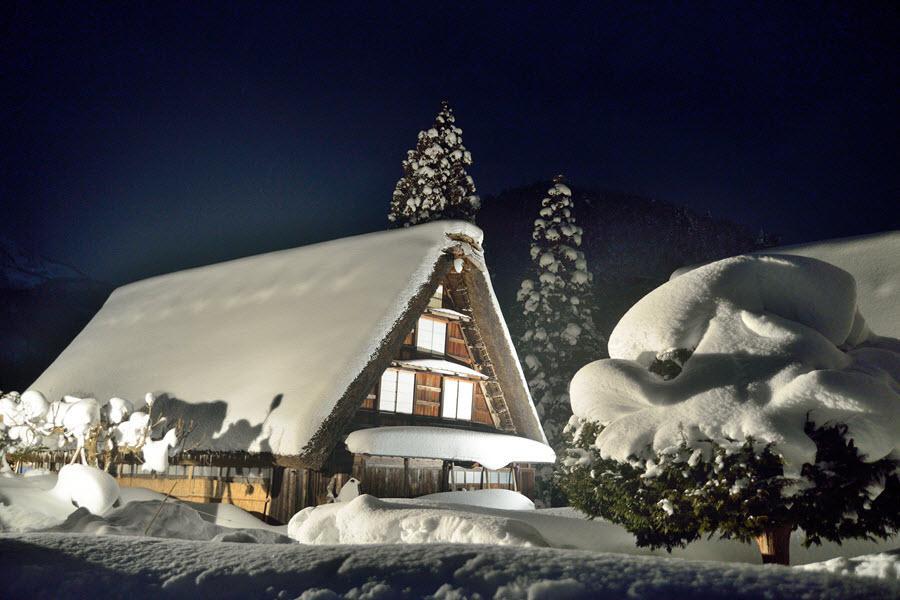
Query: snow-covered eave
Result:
<box><xmin>392</xmin><ymin>359</ymin><xmax>488</xmax><ymax>380</ymax></box>
<box><xmin>425</xmin><ymin>307</ymin><xmax>471</xmax><ymax>322</ymax></box>
<box><xmin>345</xmin><ymin>425</ymin><xmax>556</xmax><ymax>470</ymax></box>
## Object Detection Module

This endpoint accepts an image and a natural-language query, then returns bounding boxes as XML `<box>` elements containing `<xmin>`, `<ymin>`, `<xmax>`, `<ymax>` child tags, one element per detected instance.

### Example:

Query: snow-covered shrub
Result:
<box><xmin>560</xmin><ymin>254</ymin><xmax>900</xmax><ymax>564</ymax></box>
<box><xmin>557</xmin><ymin>417</ymin><xmax>899</xmax><ymax>564</ymax></box>
<box><xmin>0</xmin><ymin>389</ymin><xmax>179</xmax><ymax>473</ymax></box>
<box><xmin>388</xmin><ymin>100</ymin><xmax>480</xmax><ymax>226</ymax></box>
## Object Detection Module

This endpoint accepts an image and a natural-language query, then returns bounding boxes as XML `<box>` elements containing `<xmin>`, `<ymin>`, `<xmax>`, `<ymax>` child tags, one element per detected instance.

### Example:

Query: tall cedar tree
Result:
<box><xmin>517</xmin><ymin>177</ymin><xmax>605</xmax><ymax>502</ymax></box>
<box><xmin>388</xmin><ymin>101</ymin><xmax>480</xmax><ymax>226</ymax></box>
<box><xmin>558</xmin><ymin>417</ymin><xmax>900</xmax><ymax>565</ymax></box>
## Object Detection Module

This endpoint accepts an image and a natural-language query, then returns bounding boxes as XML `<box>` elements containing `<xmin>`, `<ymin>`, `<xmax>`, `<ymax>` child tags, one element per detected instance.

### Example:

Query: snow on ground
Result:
<box><xmin>287</xmin><ymin>494</ymin><xmax>547</xmax><ymax>546</ymax></box>
<box><xmin>2</xmin><ymin>469</ymin><xmax>899</xmax><ymax>596</ymax></box>
<box><xmin>570</xmin><ymin>253</ymin><xmax>900</xmax><ymax>474</ymax></box>
<box><xmin>799</xmin><ymin>549</ymin><xmax>900</xmax><ymax>581</ymax></box>
<box><xmin>345</xmin><ymin>426</ymin><xmax>555</xmax><ymax>470</ymax></box>
<box><xmin>410</xmin><ymin>489</ymin><xmax>536</xmax><ymax>511</ymax></box>
<box><xmin>3</xmin><ymin>532</ymin><xmax>898</xmax><ymax>599</ymax></box>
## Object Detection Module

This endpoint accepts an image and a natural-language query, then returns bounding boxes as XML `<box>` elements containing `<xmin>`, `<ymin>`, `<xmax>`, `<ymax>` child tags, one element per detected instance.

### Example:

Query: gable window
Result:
<box><xmin>428</xmin><ymin>284</ymin><xmax>444</xmax><ymax>309</ymax></box>
<box><xmin>378</xmin><ymin>368</ymin><xmax>415</xmax><ymax>414</ymax></box>
<box><xmin>416</xmin><ymin>317</ymin><xmax>446</xmax><ymax>354</ymax></box>
<box><xmin>442</xmin><ymin>378</ymin><xmax>474</xmax><ymax>420</ymax></box>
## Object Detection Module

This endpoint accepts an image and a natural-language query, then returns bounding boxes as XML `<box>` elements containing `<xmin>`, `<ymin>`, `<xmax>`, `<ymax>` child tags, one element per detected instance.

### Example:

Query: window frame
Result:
<box><xmin>415</xmin><ymin>316</ymin><xmax>447</xmax><ymax>355</ymax></box>
<box><xmin>441</xmin><ymin>377</ymin><xmax>474</xmax><ymax>420</ymax></box>
<box><xmin>378</xmin><ymin>368</ymin><xmax>415</xmax><ymax>414</ymax></box>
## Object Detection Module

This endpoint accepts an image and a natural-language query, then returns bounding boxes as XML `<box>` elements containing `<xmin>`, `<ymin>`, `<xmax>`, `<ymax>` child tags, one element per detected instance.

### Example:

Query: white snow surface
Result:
<box><xmin>393</xmin><ymin>358</ymin><xmax>488</xmax><ymax>379</ymax></box>
<box><xmin>800</xmin><ymin>549</ymin><xmax>900</xmax><ymax>581</ymax></box>
<box><xmin>412</xmin><ymin>489</ymin><xmax>536</xmax><ymax>511</ymax></box>
<box><xmin>3</xmin><ymin>532</ymin><xmax>897</xmax><ymax>599</ymax></box>
<box><xmin>761</xmin><ymin>231</ymin><xmax>900</xmax><ymax>338</ymax></box>
<box><xmin>571</xmin><ymin>253</ymin><xmax>900</xmax><ymax>473</ymax></box>
<box><xmin>51</xmin><ymin>464</ymin><xmax>120</xmax><ymax>515</ymax></box>
<box><xmin>28</xmin><ymin>221</ymin><xmax>521</xmax><ymax>457</ymax></box>
<box><xmin>287</xmin><ymin>494</ymin><xmax>547</xmax><ymax>546</ymax></box>
<box><xmin>345</xmin><ymin>426</ymin><xmax>556</xmax><ymax>469</ymax></box>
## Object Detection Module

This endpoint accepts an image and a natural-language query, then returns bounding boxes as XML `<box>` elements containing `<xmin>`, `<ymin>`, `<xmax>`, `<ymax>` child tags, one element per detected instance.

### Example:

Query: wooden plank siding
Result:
<box><xmin>446</xmin><ymin>321</ymin><xmax>471</xmax><ymax>364</ymax></box>
<box><xmin>413</xmin><ymin>372</ymin><xmax>442</xmax><ymax>417</ymax></box>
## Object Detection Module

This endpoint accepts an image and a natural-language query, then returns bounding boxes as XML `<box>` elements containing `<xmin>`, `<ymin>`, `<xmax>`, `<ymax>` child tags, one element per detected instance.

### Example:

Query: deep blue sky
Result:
<box><xmin>2</xmin><ymin>2</ymin><xmax>897</xmax><ymax>284</ymax></box>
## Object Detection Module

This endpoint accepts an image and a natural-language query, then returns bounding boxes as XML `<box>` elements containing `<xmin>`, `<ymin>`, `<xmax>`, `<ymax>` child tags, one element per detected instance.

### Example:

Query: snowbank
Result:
<box><xmin>799</xmin><ymin>549</ymin><xmax>900</xmax><ymax>581</ymax></box>
<box><xmin>412</xmin><ymin>489</ymin><xmax>536</xmax><ymax>511</ymax></box>
<box><xmin>345</xmin><ymin>426</ymin><xmax>556</xmax><ymax>469</ymax></box>
<box><xmin>571</xmin><ymin>254</ymin><xmax>900</xmax><ymax>473</ymax></box>
<box><xmin>3</xmin><ymin>532</ymin><xmax>897</xmax><ymax>599</ymax></box>
<box><xmin>49</xmin><ymin>501</ymin><xmax>292</xmax><ymax>543</ymax></box>
<box><xmin>51</xmin><ymin>464</ymin><xmax>120</xmax><ymax>515</ymax></box>
<box><xmin>287</xmin><ymin>494</ymin><xmax>548</xmax><ymax>546</ymax></box>
<box><xmin>1</xmin><ymin>470</ymin><xmax>284</xmax><ymax>539</ymax></box>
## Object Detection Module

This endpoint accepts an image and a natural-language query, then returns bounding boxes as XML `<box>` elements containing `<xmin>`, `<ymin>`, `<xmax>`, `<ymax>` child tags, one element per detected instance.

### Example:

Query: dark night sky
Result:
<box><xmin>2</xmin><ymin>2</ymin><xmax>898</xmax><ymax>285</ymax></box>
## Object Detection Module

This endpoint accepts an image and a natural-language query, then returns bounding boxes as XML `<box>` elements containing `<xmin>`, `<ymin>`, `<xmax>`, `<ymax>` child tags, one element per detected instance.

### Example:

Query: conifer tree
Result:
<box><xmin>517</xmin><ymin>177</ymin><xmax>605</xmax><ymax>502</ymax></box>
<box><xmin>388</xmin><ymin>101</ymin><xmax>480</xmax><ymax>227</ymax></box>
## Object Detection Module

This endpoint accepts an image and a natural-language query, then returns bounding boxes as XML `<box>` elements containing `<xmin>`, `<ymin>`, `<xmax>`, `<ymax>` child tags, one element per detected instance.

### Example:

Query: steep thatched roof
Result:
<box><xmin>31</xmin><ymin>221</ymin><xmax>546</xmax><ymax>469</ymax></box>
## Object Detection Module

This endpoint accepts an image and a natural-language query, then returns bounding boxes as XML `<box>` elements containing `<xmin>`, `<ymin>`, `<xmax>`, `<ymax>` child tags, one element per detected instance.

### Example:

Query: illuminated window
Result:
<box><xmin>378</xmin><ymin>368</ymin><xmax>415</xmax><ymax>414</ymax></box>
<box><xmin>442</xmin><ymin>378</ymin><xmax>474</xmax><ymax>420</ymax></box>
<box><xmin>416</xmin><ymin>317</ymin><xmax>446</xmax><ymax>354</ymax></box>
<box><xmin>428</xmin><ymin>284</ymin><xmax>444</xmax><ymax>308</ymax></box>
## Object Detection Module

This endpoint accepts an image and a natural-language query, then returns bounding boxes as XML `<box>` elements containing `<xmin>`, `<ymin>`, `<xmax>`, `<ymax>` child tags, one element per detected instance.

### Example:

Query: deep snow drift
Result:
<box><xmin>3</xmin><ymin>532</ymin><xmax>897</xmax><ymax>599</ymax></box>
<box><xmin>571</xmin><ymin>254</ymin><xmax>900</xmax><ymax>474</ymax></box>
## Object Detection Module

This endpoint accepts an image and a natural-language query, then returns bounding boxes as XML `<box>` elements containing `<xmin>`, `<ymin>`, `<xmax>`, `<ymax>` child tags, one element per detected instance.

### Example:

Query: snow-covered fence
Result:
<box><xmin>0</xmin><ymin>389</ymin><xmax>180</xmax><ymax>474</ymax></box>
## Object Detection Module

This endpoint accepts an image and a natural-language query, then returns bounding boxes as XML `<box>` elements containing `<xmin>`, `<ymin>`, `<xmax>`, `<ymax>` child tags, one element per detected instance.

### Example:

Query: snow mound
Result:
<box><xmin>49</xmin><ymin>501</ymin><xmax>292</xmax><ymax>543</ymax></box>
<box><xmin>763</xmin><ymin>231</ymin><xmax>900</xmax><ymax>338</ymax></box>
<box><xmin>51</xmin><ymin>464</ymin><xmax>120</xmax><ymax>515</ymax></box>
<box><xmin>345</xmin><ymin>426</ymin><xmax>555</xmax><ymax>469</ymax></box>
<box><xmin>571</xmin><ymin>254</ymin><xmax>900</xmax><ymax>473</ymax></box>
<box><xmin>287</xmin><ymin>494</ymin><xmax>548</xmax><ymax>546</ymax></box>
<box><xmin>412</xmin><ymin>489</ymin><xmax>536</xmax><ymax>511</ymax></box>
<box><xmin>799</xmin><ymin>548</ymin><xmax>900</xmax><ymax>581</ymax></box>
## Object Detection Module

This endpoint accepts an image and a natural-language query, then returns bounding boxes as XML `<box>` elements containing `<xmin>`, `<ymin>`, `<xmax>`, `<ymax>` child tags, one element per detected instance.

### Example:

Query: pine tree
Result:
<box><xmin>516</xmin><ymin>177</ymin><xmax>605</xmax><ymax>503</ymax></box>
<box><xmin>558</xmin><ymin>418</ymin><xmax>900</xmax><ymax>565</ymax></box>
<box><xmin>388</xmin><ymin>101</ymin><xmax>480</xmax><ymax>227</ymax></box>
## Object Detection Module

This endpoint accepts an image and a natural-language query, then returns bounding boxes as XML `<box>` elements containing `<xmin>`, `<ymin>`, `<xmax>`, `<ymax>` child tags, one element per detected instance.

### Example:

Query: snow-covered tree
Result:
<box><xmin>559</xmin><ymin>418</ymin><xmax>900</xmax><ymax>565</ymax></box>
<box><xmin>557</xmin><ymin>253</ymin><xmax>900</xmax><ymax>565</ymax></box>
<box><xmin>516</xmin><ymin>177</ymin><xmax>605</xmax><ymax>502</ymax></box>
<box><xmin>388</xmin><ymin>101</ymin><xmax>480</xmax><ymax>226</ymax></box>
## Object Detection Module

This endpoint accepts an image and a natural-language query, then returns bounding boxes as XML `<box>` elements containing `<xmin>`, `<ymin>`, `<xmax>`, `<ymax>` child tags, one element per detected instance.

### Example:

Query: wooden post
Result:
<box><xmin>450</xmin><ymin>461</ymin><xmax>456</xmax><ymax>491</ymax></box>
<box><xmin>510</xmin><ymin>463</ymin><xmax>519</xmax><ymax>491</ymax></box>
<box><xmin>480</xmin><ymin>467</ymin><xmax>485</xmax><ymax>490</ymax></box>
<box><xmin>755</xmin><ymin>525</ymin><xmax>792</xmax><ymax>565</ymax></box>
<box><xmin>403</xmin><ymin>458</ymin><xmax>410</xmax><ymax>497</ymax></box>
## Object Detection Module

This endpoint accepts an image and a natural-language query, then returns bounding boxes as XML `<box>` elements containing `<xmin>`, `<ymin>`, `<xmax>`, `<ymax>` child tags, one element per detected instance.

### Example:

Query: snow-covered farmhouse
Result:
<box><xmin>30</xmin><ymin>221</ymin><xmax>555</xmax><ymax>522</ymax></box>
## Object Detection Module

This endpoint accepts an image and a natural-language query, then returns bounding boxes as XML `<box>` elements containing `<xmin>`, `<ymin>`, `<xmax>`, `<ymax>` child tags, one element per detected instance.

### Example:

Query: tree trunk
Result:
<box><xmin>754</xmin><ymin>525</ymin><xmax>792</xmax><ymax>565</ymax></box>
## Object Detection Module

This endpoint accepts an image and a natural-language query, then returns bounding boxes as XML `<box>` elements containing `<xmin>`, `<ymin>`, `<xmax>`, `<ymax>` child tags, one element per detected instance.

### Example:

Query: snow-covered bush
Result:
<box><xmin>388</xmin><ymin>100</ymin><xmax>480</xmax><ymax>226</ymax></box>
<box><xmin>0</xmin><ymin>390</ymin><xmax>179</xmax><ymax>473</ymax></box>
<box><xmin>559</xmin><ymin>254</ymin><xmax>900</xmax><ymax>564</ymax></box>
<box><xmin>516</xmin><ymin>177</ymin><xmax>605</xmax><ymax>504</ymax></box>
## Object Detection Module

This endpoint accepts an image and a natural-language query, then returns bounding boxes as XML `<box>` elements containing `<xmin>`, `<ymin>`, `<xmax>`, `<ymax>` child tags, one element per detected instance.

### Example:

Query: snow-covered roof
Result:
<box><xmin>345</xmin><ymin>426</ymin><xmax>556</xmax><ymax>470</ymax></box>
<box><xmin>392</xmin><ymin>359</ymin><xmax>487</xmax><ymax>380</ymax></box>
<box><xmin>30</xmin><ymin>221</ymin><xmax>546</xmax><ymax>467</ymax></box>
